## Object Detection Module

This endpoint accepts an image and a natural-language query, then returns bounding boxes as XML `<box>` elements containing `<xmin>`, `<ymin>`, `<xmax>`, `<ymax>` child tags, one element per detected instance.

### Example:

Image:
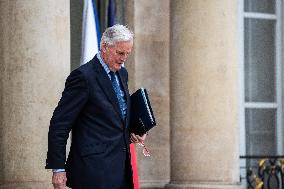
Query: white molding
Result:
<box><xmin>244</xmin><ymin>12</ymin><xmax>277</xmax><ymax>20</ymax></box>
<box><xmin>244</xmin><ymin>102</ymin><xmax>278</xmax><ymax>109</ymax></box>
<box><xmin>276</xmin><ymin>0</ymin><xmax>283</xmax><ymax>154</ymax></box>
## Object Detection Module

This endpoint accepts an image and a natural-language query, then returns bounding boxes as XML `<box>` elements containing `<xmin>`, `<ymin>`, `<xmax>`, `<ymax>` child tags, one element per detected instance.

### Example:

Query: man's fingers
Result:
<box><xmin>131</xmin><ymin>133</ymin><xmax>148</xmax><ymax>143</ymax></box>
<box><xmin>136</xmin><ymin>133</ymin><xmax>147</xmax><ymax>143</ymax></box>
<box><xmin>130</xmin><ymin>133</ymin><xmax>139</xmax><ymax>143</ymax></box>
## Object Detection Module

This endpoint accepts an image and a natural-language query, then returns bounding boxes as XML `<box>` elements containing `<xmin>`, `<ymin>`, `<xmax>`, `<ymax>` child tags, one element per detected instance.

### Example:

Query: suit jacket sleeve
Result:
<box><xmin>46</xmin><ymin>69</ymin><xmax>89</xmax><ymax>169</ymax></box>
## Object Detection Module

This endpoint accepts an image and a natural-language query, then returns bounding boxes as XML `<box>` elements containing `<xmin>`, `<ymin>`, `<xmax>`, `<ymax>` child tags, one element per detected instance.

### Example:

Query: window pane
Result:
<box><xmin>245</xmin><ymin>108</ymin><xmax>276</xmax><ymax>156</ymax></box>
<box><xmin>245</xmin><ymin>0</ymin><xmax>275</xmax><ymax>14</ymax></box>
<box><xmin>244</xmin><ymin>18</ymin><xmax>275</xmax><ymax>102</ymax></box>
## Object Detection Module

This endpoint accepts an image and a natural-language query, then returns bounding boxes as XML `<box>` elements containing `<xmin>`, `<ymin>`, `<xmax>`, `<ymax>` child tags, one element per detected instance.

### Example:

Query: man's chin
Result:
<box><xmin>115</xmin><ymin>64</ymin><xmax>123</xmax><ymax>70</ymax></box>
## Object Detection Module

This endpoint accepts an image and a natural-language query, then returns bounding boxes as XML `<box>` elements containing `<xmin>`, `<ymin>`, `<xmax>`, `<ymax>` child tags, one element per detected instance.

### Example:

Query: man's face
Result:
<box><xmin>101</xmin><ymin>41</ymin><xmax>133</xmax><ymax>72</ymax></box>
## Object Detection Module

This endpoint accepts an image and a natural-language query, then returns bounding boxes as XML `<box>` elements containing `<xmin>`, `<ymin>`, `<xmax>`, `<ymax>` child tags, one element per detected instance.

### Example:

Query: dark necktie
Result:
<box><xmin>109</xmin><ymin>71</ymin><xmax>127</xmax><ymax>121</ymax></box>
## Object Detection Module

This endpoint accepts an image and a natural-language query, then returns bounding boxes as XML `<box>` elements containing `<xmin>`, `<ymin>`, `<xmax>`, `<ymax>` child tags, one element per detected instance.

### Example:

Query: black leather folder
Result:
<box><xmin>130</xmin><ymin>88</ymin><xmax>156</xmax><ymax>136</ymax></box>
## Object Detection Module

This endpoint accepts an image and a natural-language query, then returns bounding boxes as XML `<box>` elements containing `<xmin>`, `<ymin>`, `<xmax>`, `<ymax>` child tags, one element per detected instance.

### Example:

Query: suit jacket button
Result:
<box><xmin>122</xmin><ymin>147</ymin><xmax>126</xmax><ymax>152</ymax></box>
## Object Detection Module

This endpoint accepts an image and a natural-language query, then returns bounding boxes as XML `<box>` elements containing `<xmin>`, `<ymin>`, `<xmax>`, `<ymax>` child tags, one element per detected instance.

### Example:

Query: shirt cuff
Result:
<box><xmin>52</xmin><ymin>169</ymin><xmax>65</xmax><ymax>173</ymax></box>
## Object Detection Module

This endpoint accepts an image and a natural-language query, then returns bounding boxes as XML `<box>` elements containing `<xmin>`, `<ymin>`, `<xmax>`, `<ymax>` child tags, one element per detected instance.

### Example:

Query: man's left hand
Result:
<box><xmin>130</xmin><ymin>133</ymin><xmax>147</xmax><ymax>143</ymax></box>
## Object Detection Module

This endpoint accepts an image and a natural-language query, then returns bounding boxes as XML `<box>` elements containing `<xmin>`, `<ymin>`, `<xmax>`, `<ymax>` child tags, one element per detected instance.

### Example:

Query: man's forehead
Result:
<box><xmin>110</xmin><ymin>41</ymin><xmax>133</xmax><ymax>49</ymax></box>
<box><xmin>114</xmin><ymin>40</ymin><xmax>133</xmax><ymax>46</ymax></box>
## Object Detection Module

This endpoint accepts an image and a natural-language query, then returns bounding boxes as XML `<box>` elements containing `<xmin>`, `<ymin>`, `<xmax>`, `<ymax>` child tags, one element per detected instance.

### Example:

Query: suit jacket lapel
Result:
<box><xmin>92</xmin><ymin>58</ymin><xmax>124</xmax><ymax>123</ymax></box>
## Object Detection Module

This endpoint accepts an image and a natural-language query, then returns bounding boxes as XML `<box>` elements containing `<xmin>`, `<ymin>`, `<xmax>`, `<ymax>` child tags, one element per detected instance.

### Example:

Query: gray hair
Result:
<box><xmin>100</xmin><ymin>24</ymin><xmax>134</xmax><ymax>49</ymax></box>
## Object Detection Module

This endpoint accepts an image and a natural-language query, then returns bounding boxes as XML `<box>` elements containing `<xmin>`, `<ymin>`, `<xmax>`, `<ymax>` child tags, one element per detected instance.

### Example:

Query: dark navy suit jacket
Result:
<box><xmin>46</xmin><ymin>56</ymin><xmax>133</xmax><ymax>189</ymax></box>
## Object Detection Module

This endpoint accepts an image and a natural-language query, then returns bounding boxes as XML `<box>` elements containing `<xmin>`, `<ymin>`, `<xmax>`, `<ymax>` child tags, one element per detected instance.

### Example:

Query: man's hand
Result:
<box><xmin>52</xmin><ymin>172</ymin><xmax>67</xmax><ymax>189</ymax></box>
<box><xmin>130</xmin><ymin>133</ymin><xmax>147</xmax><ymax>143</ymax></box>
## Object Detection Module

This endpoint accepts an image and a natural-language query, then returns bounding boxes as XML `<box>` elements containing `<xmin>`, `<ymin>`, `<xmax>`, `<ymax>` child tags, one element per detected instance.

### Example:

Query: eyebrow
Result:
<box><xmin>116</xmin><ymin>50</ymin><xmax>130</xmax><ymax>55</ymax></box>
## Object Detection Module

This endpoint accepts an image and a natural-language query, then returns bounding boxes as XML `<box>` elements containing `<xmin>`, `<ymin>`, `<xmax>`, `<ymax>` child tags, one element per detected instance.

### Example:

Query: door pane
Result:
<box><xmin>245</xmin><ymin>108</ymin><xmax>276</xmax><ymax>156</ymax></box>
<box><xmin>245</xmin><ymin>0</ymin><xmax>275</xmax><ymax>14</ymax></box>
<box><xmin>244</xmin><ymin>18</ymin><xmax>276</xmax><ymax>102</ymax></box>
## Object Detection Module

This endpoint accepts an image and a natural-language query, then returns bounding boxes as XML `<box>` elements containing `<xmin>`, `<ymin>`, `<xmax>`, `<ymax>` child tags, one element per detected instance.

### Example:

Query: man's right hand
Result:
<box><xmin>52</xmin><ymin>172</ymin><xmax>67</xmax><ymax>189</ymax></box>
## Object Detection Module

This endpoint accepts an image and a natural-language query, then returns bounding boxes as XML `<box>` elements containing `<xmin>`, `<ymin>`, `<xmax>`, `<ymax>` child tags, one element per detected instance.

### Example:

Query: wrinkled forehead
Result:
<box><xmin>108</xmin><ymin>40</ymin><xmax>133</xmax><ymax>49</ymax></box>
<box><xmin>106</xmin><ymin>40</ymin><xmax>133</xmax><ymax>47</ymax></box>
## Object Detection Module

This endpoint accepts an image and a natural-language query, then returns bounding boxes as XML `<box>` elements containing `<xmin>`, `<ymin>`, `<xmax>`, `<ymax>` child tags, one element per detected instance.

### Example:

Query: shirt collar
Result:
<box><xmin>97</xmin><ymin>51</ymin><xmax>111</xmax><ymax>74</ymax></box>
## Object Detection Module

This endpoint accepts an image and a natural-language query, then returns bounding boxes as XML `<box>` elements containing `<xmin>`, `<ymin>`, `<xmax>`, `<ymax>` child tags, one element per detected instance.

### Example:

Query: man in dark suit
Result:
<box><xmin>46</xmin><ymin>24</ymin><xmax>146</xmax><ymax>189</ymax></box>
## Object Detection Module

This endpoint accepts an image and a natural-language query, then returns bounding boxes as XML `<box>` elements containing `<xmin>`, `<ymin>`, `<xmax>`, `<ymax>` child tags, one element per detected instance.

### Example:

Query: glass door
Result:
<box><xmin>239</xmin><ymin>0</ymin><xmax>283</xmax><ymax>186</ymax></box>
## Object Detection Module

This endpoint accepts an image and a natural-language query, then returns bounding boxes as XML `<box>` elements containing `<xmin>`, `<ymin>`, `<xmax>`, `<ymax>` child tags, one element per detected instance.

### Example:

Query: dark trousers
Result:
<box><xmin>120</xmin><ymin>156</ymin><xmax>134</xmax><ymax>189</ymax></box>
